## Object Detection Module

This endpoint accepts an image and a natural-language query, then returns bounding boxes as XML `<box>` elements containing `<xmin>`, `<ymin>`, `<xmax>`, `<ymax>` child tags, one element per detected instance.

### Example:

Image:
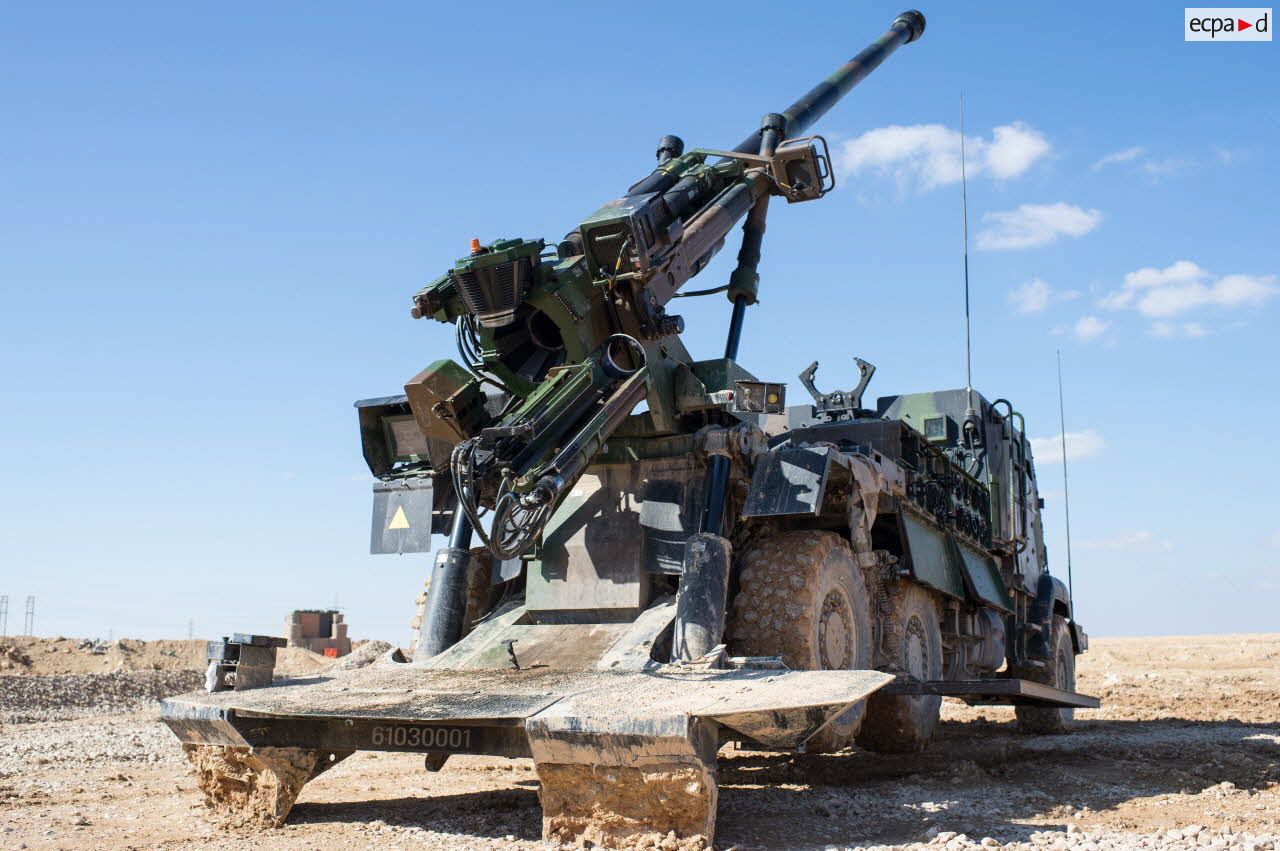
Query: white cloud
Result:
<box><xmin>838</xmin><ymin>121</ymin><xmax>1049</xmax><ymax>192</ymax></box>
<box><xmin>1150</xmin><ymin>321</ymin><xmax>1208</xmax><ymax>339</ymax></box>
<box><xmin>1215</xmin><ymin>147</ymin><xmax>1247</xmax><ymax>165</ymax></box>
<box><xmin>1092</xmin><ymin>146</ymin><xmax>1146</xmax><ymax>171</ymax></box>
<box><xmin>1101</xmin><ymin>260</ymin><xmax>1278</xmax><ymax>318</ymax></box>
<box><xmin>1095</xmin><ymin>146</ymin><xmax>1244</xmax><ymax>180</ymax></box>
<box><xmin>1073</xmin><ymin>315</ymin><xmax>1110</xmax><ymax>341</ymax></box>
<box><xmin>1141</xmin><ymin>156</ymin><xmax>1191</xmax><ymax>178</ymax></box>
<box><xmin>975</xmin><ymin>203</ymin><xmax>1102</xmax><ymax>251</ymax></box>
<box><xmin>1008</xmin><ymin>279</ymin><xmax>1051</xmax><ymax>314</ymax></box>
<box><xmin>1008</xmin><ymin>278</ymin><xmax>1080</xmax><ymax>314</ymax></box>
<box><xmin>986</xmin><ymin>123</ymin><xmax>1052</xmax><ymax>179</ymax></box>
<box><xmin>1124</xmin><ymin>259</ymin><xmax>1208</xmax><ymax>290</ymax></box>
<box><xmin>1141</xmin><ymin>274</ymin><xmax>1277</xmax><ymax>317</ymax></box>
<box><xmin>1078</xmin><ymin>530</ymin><xmax>1173</xmax><ymax>552</ymax></box>
<box><xmin>1031</xmin><ymin>429</ymin><xmax>1106</xmax><ymax>464</ymax></box>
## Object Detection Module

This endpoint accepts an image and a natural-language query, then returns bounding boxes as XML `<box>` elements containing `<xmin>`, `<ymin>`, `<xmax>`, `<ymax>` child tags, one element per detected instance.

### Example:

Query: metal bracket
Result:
<box><xmin>799</xmin><ymin>357</ymin><xmax>876</xmax><ymax>421</ymax></box>
<box><xmin>881</xmin><ymin>677</ymin><xmax>1100</xmax><ymax>709</ymax></box>
<box><xmin>692</xmin><ymin>135</ymin><xmax>836</xmax><ymax>203</ymax></box>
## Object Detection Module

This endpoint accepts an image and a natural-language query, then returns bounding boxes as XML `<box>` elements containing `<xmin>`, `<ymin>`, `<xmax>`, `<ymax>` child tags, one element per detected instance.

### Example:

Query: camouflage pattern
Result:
<box><xmin>157</xmin><ymin>12</ymin><xmax>1096</xmax><ymax>851</ymax></box>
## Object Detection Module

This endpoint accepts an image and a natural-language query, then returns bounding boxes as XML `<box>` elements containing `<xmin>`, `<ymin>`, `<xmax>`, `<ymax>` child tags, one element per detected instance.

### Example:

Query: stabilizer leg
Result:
<box><xmin>672</xmin><ymin>532</ymin><xmax>733</xmax><ymax>662</ymax></box>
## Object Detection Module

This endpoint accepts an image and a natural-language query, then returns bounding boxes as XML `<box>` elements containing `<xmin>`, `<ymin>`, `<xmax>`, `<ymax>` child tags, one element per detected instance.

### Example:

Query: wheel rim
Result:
<box><xmin>904</xmin><ymin>615</ymin><xmax>928</xmax><ymax>679</ymax></box>
<box><xmin>818</xmin><ymin>589</ymin><xmax>853</xmax><ymax>670</ymax></box>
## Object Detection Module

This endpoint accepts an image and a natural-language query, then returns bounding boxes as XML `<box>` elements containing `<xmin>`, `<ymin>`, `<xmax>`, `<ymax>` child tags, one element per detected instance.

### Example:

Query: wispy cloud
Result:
<box><xmin>838</xmin><ymin>121</ymin><xmax>1050</xmax><ymax>192</ymax></box>
<box><xmin>1008</xmin><ymin>278</ymin><xmax>1080</xmax><ymax>314</ymax></box>
<box><xmin>1072</xmin><ymin>315</ymin><xmax>1110</xmax><ymax>341</ymax></box>
<box><xmin>1078</xmin><ymin>530</ymin><xmax>1173</xmax><ymax>552</ymax></box>
<box><xmin>1092</xmin><ymin>146</ymin><xmax>1146</xmax><ymax>171</ymax></box>
<box><xmin>1215</xmin><ymin>147</ymin><xmax>1248</xmax><ymax>165</ymax></box>
<box><xmin>976</xmin><ymin>203</ymin><xmax>1102</xmax><ymax>251</ymax></box>
<box><xmin>1101</xmin><ymin>260</ymin><xmax>1278</xmax><ymax>318</ymax></box>
<box><xmin>1140</xmin><ymin>156</ymin><xmax>1192</xmax><ymax>178</ymax></box>
<box><xmin>1030</xmin><ymin>429</ymin><xmax>1106</xmax><ymax>463</ymax></box>
<box><xmin>1092</xmin><ymin>145</ymin><xmax>1233</xmax><ymax>181</ymax></box>
<box><xmin>1150</xmin><ymin>320</ymin><xmax>1208</xmax><ymax>339</ymax></box>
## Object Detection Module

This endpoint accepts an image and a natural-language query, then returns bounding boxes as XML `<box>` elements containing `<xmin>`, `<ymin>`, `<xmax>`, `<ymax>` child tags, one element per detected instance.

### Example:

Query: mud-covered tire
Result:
<box><xmin>408</xmin><ymin>547</ymin><xmax>495</xmax><ymax>657</ymax></box>
<box><xmin>856</xmin><ymin>582</ymin><xmax>944</xmax><ymax>753</ymax></box>
<box><xmin>726</xmin><ymin>530</ymin><xmax>873</xmax><ymax>752</ymax></box>
<box><xmin>1012</xmin><ymin>615</ymin><xmax>1076</xmax><ymax>734</ymax></box>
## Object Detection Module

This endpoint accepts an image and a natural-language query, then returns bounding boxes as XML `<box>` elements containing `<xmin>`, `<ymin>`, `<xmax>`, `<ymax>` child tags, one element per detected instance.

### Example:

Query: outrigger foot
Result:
<box><xmin>537</xmin><ymin>760</ymin><xmax>715</xmax><ymax>850</ymax></box>
<box><xmin>182</xmin><ymin>744</ymin><xmax>348</xmax><ymax>828</ymax></box>
<box><xmin>529</xmin><ymin>710</ymin><xmax>718</xmax><ymax>849</ymax></box>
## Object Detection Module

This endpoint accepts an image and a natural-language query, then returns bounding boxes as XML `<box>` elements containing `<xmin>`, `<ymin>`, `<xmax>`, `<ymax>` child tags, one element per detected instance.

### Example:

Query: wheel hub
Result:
<box><xmin>818</xmin><ymin>590</ymin><xmax>853</xmax><ymax>669</ymax></box>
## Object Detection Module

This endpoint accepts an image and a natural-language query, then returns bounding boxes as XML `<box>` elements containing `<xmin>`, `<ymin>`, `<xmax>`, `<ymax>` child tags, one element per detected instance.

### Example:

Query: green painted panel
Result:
<box><xmin>901</xmin><ymin>512</ymin><xmax>965</xmax><ymax>599</ymax></box>
<box><xmin>954</xmin><ymin>540</ymin><xmax>1013</xmax><ymax>612</ymax></box>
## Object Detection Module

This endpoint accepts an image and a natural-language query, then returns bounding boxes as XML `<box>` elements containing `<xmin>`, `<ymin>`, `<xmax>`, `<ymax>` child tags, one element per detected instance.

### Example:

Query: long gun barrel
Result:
<box><xmin>733</xmin><ymin>10</ymin><xmax>925</xmax><ymax>152</ymax></box>
<box><xmin>396</xmin><ymin>11</ymin><xmax>927</xmax><ymax>563</ymax></box>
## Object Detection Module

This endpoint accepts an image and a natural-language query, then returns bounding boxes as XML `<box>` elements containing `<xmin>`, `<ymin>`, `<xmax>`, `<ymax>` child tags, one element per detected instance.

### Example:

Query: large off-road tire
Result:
<box><xmin>408</xmin><ymin>547</ymin><xmax>495</xmax><ymax>657</ymax></box>
<box><xmin>1012</xmin><ymin>614</ymin><xmax>1076</xmax><ymax>734</ymax></box>
<box><xmin>725</xmin><ymin>530</ymin><xmax>873</xmax><ymax>753</ymax></box>
<box><xmin>856</xmin><ymin>581</ymin><xmax>944</xmax><ymax>753</ymax></box>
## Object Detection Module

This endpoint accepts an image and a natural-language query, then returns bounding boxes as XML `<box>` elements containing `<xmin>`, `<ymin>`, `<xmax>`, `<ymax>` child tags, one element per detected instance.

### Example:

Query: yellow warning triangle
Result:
<box><xmin>388</xmin><ymin>505</ymin><xmax>411</xmax><ymax>530</ymax></box>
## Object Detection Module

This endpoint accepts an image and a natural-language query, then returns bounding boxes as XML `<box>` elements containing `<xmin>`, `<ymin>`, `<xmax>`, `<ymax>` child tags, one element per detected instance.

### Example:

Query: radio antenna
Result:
<box><xmin>960</xmin><ymin>95</ymin><xmax>975</xmax><ymax>422</ymax></box>
<box><xmin>1056</xmin><ymin>349</ymin><xmax>1076</xmax><ymax>615</ymax></box>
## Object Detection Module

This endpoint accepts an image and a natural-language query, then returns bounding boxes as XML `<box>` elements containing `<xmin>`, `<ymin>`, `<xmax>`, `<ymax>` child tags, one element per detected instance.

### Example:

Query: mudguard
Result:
<box><xmin>741</xmin><ymin>445</ymin><xmax>840</xmax><ymax>518</ymax></box>
<box><xmin>1028</xmin><ymin>573</ymin><xmax>1074</xmax><ymax>659</ymax></box>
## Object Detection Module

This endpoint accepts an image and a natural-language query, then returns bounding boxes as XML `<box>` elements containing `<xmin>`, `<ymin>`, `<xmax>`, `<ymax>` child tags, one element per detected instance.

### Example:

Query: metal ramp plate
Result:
<box><xmin>161</xmin><ymin>658</ymin><xmax>893</xmax><ymax>754</ymax></box>
<box><xmin>881</xmin><ymin>677</ymin><xmax>1100</xmax><ymax>708</ymax></box>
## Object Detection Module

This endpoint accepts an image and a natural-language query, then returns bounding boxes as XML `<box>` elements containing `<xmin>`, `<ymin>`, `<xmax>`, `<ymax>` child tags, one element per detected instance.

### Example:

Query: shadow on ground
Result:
<box><xmin>715</xmin><ymin>718</ymin><xmax>1280</xmax><ymax>848</ymax></box>
<box><xmin>290</xmin><ymin>787</ymin><xmax>544</xmax><ymax>840</ymax></box>
<box><xmin>281</xmin><ymin>718</ymin><xmax>1279</xmax><ymax>849</ymax></box>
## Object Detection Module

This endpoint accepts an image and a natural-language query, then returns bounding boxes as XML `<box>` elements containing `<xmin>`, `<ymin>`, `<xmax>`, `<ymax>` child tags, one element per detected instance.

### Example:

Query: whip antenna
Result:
<box><xmin>1057</xmin><ymin>349</ymin><xmax>1075</xmax><ymax>615</ymax></box>
<box><xmin>961</xmin><ymin>95</ymin><xmax>975</xmax><ymax>422</ymax></box>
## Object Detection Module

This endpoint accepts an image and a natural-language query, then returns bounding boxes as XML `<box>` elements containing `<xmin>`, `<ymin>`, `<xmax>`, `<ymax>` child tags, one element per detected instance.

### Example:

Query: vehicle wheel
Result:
<box><xmin>856</xmin><ymin>581</ymin><xmax>944</xmax><ymax>753</ymax></box>
<box><xmin>725</xmin><ymin>529</ymin><xmax>873</xmax><ymax>752</ymax></box>
<box><xmin>1012</xmin><ymin>614</ymin><xmax>1076</xmax><ymax>733</ymax></box>
<box><xmin>409</xmin><ymin>547</ymin><xmax>494</xmax><ymax>657</ymax></box>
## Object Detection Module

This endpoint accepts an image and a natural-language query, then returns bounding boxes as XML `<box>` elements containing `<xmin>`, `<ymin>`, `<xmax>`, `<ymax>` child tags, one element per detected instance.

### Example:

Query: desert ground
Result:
<box><xmin>1</xmin><ymin>633</ymin><xmax>1277</xmax><ymax>850</ymax></box>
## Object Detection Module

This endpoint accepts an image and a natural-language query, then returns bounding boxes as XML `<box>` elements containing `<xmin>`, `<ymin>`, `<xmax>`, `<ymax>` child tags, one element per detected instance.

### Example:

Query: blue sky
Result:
<box><xmin>1</xmin><ymin>2</ymin><xmax>1276</xmax><ymax>642</ymax></box>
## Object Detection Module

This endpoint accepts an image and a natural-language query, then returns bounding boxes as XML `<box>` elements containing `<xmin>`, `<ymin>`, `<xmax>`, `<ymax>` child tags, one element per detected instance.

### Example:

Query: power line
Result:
<box><xmin>23</xmin><ymin>596</ymin><xmax>35</xmax><ymax>637</ymax></box>
<box><xmin>0</xmin><ymin>596</ymin><xmax>8</xmax><ymax>637</ymax></box>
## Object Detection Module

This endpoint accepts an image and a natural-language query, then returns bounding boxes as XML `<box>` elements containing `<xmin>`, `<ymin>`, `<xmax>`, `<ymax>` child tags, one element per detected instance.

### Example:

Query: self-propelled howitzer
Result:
<box><xmin>165</xmin><ymin>14</ymin><xmax>1097</xmax><ymax>845</ymax></box>
<box><xmin>402</xmin><ymin>11</ymin><xmax>926</xmax><ymax>571</ymax></box>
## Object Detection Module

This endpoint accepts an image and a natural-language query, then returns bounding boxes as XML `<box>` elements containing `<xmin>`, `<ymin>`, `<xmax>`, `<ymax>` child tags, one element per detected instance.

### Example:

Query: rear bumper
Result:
<box><xmin>160</xmin><ymin>659</ymin><xmax>895</xmax><ymax>757</ymax></box>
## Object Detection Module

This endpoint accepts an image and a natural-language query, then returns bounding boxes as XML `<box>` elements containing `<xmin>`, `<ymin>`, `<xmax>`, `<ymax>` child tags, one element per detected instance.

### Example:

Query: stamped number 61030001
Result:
<box><xmin>368</xmin><ymin>724</ymin><xmax>473</xmax><ymax>750</ymax></box>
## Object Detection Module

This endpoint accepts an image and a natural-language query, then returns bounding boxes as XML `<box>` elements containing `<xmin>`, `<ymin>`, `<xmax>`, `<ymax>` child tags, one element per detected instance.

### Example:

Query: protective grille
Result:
<box><xmin>453</xmin><ymin>258</ymin><xmax>530</xmax><ymax>328</ymax></box>
<box><xmin>584</xmin><ymin>223</ymin><xmax>631</xmax><ymax>276</ymax></box>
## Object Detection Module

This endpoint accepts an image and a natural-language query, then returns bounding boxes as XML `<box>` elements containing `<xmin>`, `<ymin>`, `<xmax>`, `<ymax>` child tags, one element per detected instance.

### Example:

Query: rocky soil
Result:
<box><xmin>0</xmin><ymin>633</ymin><xmax>1277</xmax><ymax>850</ymax></box>
<box><xmin>0</xmin><ymin>636</ymin><xmax>336</xmax><ymax>678</ymax></box>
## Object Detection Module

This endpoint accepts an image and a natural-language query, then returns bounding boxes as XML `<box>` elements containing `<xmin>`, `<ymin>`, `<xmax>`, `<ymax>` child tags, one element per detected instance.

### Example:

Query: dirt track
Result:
<box><xmin>2</xmin><ymin>634</ymin><xmax>1278</xmax><ymax>849</ymax></box>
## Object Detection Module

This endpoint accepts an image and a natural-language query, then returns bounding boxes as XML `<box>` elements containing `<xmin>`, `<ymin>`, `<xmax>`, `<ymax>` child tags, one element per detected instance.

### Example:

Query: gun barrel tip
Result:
<box><xmin>894</xmin><ymin>10</ymin><xmax>926</xmax><ymax>43</ymax></box>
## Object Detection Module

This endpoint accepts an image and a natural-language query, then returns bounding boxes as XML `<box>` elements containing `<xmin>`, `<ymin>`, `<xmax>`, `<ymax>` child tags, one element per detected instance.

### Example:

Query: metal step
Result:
<box><xmin>880</xmin><ymin>677</ymin><xmax>1100</xmax><ymax>709</ymax></box>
